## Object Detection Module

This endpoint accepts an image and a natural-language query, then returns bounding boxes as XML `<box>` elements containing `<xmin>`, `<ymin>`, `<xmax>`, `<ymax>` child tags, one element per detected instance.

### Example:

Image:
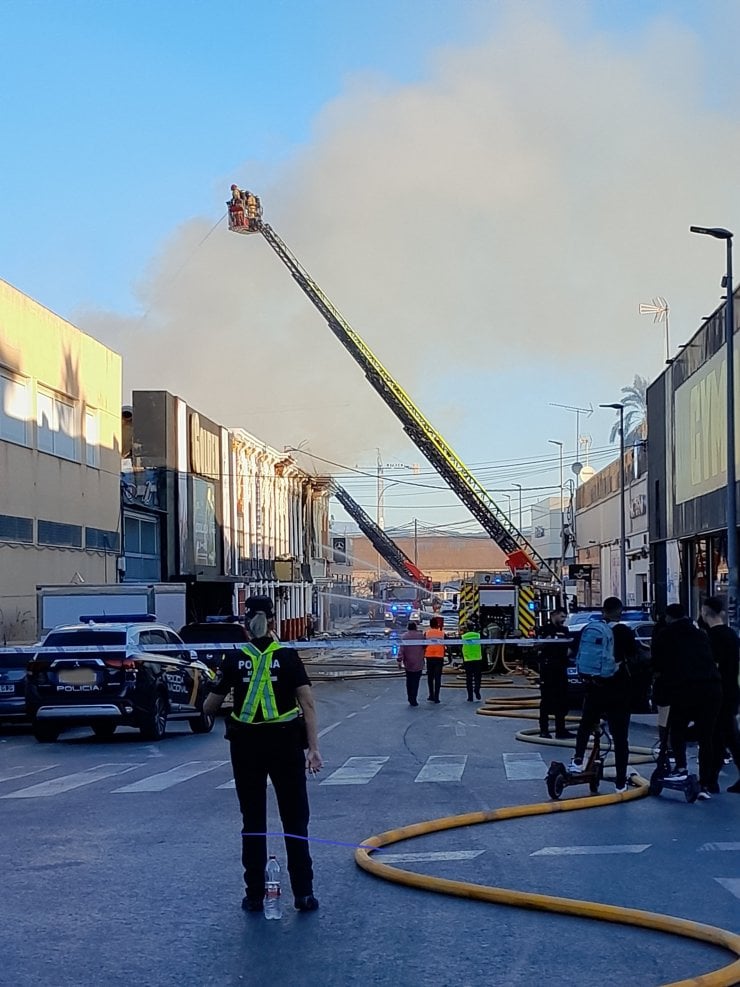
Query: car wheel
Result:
<box><xmin>189</xmin><ymin>710</ymin><xmax>215</xmax><ymax>734</ymax></box>
<box><xmin>92</xmin><ymin>722</ymin><xmax>117</xmax><ymax>740</ymax></box>
<box><xmin>33</xmin><ymin>722</ymin><xmax>60</xmax><ymax>743</ymax></box>
<box><xmin>139</xmin><ymin>692</ymin><xmax>168</xmax><ymax>741</ymax></box>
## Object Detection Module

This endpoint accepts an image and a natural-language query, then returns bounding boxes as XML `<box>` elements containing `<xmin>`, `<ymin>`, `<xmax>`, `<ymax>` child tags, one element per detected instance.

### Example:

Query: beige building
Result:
<box><xmin>0</xmin><ymin>279</ymin><xmax>122</xmax><ymax>642</ymax></box>
<box><xmin>346</xmin><ymin>530</ymin><xmax>508</xmax><ymax>590</ymax></box>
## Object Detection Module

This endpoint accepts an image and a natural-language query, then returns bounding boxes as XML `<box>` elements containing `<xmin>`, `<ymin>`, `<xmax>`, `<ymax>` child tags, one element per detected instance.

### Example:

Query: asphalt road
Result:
<box><xmin>2</xmin><ymin>674</ymin><xmax>739</xmax><ymax>987</ymax></box>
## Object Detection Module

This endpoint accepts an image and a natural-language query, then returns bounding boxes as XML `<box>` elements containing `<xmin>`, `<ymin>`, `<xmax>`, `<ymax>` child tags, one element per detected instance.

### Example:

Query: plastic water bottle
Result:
<box><xmin>264</xmin><ymin>856</ymin><xmax>282</xmax><ymax>920</ymax></box>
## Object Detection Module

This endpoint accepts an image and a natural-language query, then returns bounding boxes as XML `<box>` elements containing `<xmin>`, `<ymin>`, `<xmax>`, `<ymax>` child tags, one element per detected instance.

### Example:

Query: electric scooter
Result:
<box><xmin>545</xmin><ymin>721</ymin><xmax>610</xmax><ymax>800</ymax></box>
<box><xmin>649</xmin><ymin>727</ymin><xmax>700</xmax><ymax>803</ymax></box>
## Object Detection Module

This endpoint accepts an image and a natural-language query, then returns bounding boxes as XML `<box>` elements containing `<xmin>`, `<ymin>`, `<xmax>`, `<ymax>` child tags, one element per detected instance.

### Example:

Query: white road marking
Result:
<box><xmin>362</xmin><ymin>704</ymin><xmax>370</xmax><ymax>710</ymax></box>
<box><xmin>113</xmin><ymin>760</ymin><xmax>228</xmax><ymax>793</ymax></box>
<box><xmin>345</xmin><ymin>712</ymin><xmax>357</xmax><ymax>719</ymax></box>
<box><xmin>0</xmin><ymin>764</ymin><xmax>58</xmax><ymax>784</ymax></box>
<box><xmin>318</xmin><ymin>721</ymin><xmax>341</xmax><ymax>738</ymax></box>
<box><xmin>321</xmin><ymin>756</ymin><xmax>388</xmax><ymax>786</ymax></box>
<box><xmin>700</xmin><ymin>843</ymin><xmax>740</xmax><ymax>852</ymax></box>
<box><xmin>379</xmin><ymin>850</ymin><xmax>485</xmax><ymax>863</ymax></box>
<box><xmin>1</xmin><ymin>763</ymin><xmax>141</xmax><ymax>799</ymax></box>
<box><xmin>415</xmin><ymin>755</ymin><xmax>467</xmax><ymax>783</ymax></box>
<box><xmin>715</xmin><ymin>878</ymin><xmax>740</xmax><ymax>899</ymax></box>
<box><xmin>503</xmin><ymin>752</ymin><xmax>547</xmax><ymax>780</ymax></box>
<box><xmin>218</xmin><ymin>777</ymin><xmax>272</xmax><ymax>789</ymax></box>
<box><xmin>455</xmin><ymin>722</ymin><xmax>466</xmax><ymax>737</ymax></box>
<box><xmin>531</xmin><ymin>844</ymin><xmax>651</xmax><ymax>857</ymax></box>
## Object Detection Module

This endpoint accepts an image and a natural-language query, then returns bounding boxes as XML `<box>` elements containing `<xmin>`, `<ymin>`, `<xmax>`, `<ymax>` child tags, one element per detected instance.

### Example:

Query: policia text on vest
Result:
<box><xmin>204</xmin><ymin>632</ymin><xmax>323</xmax><ymax>912</ymax></box>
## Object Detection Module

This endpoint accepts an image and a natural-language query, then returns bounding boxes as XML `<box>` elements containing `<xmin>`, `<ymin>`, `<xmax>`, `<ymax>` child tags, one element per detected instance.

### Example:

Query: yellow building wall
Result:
<box><xmin>0</xmin><ymin>279</ymin><xmax>122</xmax><ymax>642</ymax></box>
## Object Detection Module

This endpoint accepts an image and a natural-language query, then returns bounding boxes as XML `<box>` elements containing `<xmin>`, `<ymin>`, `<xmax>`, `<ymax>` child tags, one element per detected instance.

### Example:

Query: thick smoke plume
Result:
<box><xmin>79</xmin><ymin>7</ymin><xmax>740</xmax><ymax>467</ymax></box>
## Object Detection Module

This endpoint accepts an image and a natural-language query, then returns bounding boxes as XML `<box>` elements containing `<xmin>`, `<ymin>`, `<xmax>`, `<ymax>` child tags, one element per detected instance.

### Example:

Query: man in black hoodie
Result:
<box><xmin>651</xmin><ymin>604</ymin><xmax>721</xmax><ymax>799</ymax></box>
<box><xmin>700</xmin><ymin>596</ymin><xmax>740</xmax><ymax>794</ymax></box>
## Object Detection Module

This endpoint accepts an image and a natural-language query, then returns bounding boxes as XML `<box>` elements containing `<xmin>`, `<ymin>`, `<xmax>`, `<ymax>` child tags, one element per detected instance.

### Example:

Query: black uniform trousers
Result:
<box><xmin>539</xmin><ymin>681</ymin><xmax>568</xmax><ymax>735</ymax></box>
<box><xmin>228</xmin><ymin>719</ymin><xmax>313</xmax><ymax>901</ymax></box>
<box><xmin>464</xmin><ymin>660</ymin><xmax>483</xmax><ymax>700</ymax></box>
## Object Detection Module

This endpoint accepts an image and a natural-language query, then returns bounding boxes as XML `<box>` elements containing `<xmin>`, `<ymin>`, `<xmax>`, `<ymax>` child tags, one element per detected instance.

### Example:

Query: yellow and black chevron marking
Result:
<box><xmin>458</xmin><ymin>583</ymin><xmax>478</xmax><ymax>630</ymax></box>
<box><xmin>517</xmin><ymin>586</ymin><xmax>536</xmax><ymax>636</ymax></box>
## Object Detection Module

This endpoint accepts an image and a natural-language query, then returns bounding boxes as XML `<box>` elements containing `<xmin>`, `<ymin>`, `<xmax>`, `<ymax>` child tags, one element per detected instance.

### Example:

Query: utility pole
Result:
<box><xmin>549</xmin><ymin>439</ymin><xmax>565</xmax><ymax>602</ymax></box>
<box><xmin>549</xmin><ymin>402</ymin><xmax>593</xmax><ymax>487</ymax></box>
<box><xmin>513</xmin><ymin>483</ymin><xmax>523</xmax><ymax>530</ymax></box>
<box><xmin>414</xmin><ymin>517</ymin><xmax>418</xmax><ymax>565</ymax></box>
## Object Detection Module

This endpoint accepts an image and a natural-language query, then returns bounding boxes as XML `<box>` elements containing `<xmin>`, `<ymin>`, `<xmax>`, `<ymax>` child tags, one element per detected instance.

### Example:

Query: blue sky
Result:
<box><xmin>2</xmin><ymin>0</ymin><xmax>739</xmax><ymax>532</ymax></box>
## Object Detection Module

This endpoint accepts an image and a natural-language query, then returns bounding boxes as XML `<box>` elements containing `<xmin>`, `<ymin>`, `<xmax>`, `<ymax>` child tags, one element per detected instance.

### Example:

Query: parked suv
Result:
<box><xmin>25</xmin><ymin>616</ymin><xmax>215</xmax><ymax>743</ymax></box>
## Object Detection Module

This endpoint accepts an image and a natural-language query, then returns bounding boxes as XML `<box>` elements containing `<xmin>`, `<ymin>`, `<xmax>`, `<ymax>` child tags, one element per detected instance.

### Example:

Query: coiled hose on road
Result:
<box><xmin>355</xmin><ymin>682</ymin><xmax>740</xmax><ymax>986</ymax></box>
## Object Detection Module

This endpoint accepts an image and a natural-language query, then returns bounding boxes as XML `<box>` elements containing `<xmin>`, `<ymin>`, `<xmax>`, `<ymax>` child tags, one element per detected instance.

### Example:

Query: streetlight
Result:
<box><xmin>600</xmin><ymin>403</ymin><xmax>627</xmax><ymax>604</ymax></box>
<box><xmin>690</xmin><ymin>225</ymin><xmax>738</xmax><ymax>628</ymax></box>
<box><xmin>504</xmin><ymin>492</ymin><xmax>512</xmax><ymax>522</ymax></box>
<box><xmin>549</xmin><ymin>439</ymin><xmax>565</xmax><ymax>599</ymax></box>
<box><xmin>513</xmin><ymin>483</ymin><xmax>523</xmax><ymax>530</ymax></box>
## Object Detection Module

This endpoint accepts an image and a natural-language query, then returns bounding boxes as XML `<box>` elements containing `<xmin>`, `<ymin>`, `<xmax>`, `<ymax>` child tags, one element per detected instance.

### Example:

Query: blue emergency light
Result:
<box><xmin>79</xmin><ymin>613</ymin><xmax>157</xmax><ymax>624</ymax></box>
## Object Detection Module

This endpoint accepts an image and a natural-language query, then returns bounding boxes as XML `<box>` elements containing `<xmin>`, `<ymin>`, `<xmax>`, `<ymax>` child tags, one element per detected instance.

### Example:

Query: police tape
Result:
<box><xmin>0</xmin><ymin>637</ymin><xmax>573</xmax><ymax>655</ymax></box>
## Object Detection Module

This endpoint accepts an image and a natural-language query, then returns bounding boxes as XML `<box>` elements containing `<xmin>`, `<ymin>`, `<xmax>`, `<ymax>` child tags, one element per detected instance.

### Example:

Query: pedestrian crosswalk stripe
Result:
<box><xmin>218</xmin><ymin>777</ymin><xmax>272</xmax><ymax>789</ymax></box>
<box><xmin>1</xmin><ymin>763</ymin><xmax>141</xmax><ymax>799</ymax></box>
<box><xmin>414</xmin><ymin>755</ymin><xmax>467</xmax><ymax>783</ymax></box>
<box><xmin>531</xmin><ymin>845</ymin><xmax>651</xmax><ymax>857</ymax></box>
<box><xmin>0</xmin><ymin>764</ymin><xmax>59</xmax><ymax>784</ymax></box>
<box><xmin>321</xmin><ymin>756</ymin><xmax>389</xmax><ymax>786</ymax></box>
<box><xmin>715</xmin><ymin>878</ymin><xmax>740</xmax><ymax>899</ymax></box>
<box><xmin>503</xmin><ymin>752</ymin><xmax>547</xmax><ymax>780</ymax></box>
<box><xmin>700</xmin><ymin>842</ymin><xmax>740</xmax><ymax>852</ymax></box>
<box><xmin>113</xmin><ymin>760</ymin><xmax>229</xmax><ymax>793</ymax></box>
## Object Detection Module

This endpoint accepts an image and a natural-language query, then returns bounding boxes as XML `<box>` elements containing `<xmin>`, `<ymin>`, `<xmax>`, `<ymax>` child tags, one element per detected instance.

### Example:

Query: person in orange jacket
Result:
<box><xmin>424</xmin><ymin>616</ymin><xmax>446</xmax><ymax>703</ymax></box>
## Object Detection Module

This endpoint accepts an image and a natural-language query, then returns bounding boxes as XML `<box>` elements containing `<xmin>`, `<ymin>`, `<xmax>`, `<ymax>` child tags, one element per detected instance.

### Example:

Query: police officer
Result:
<box><xmin>461</xmin><ymin>621</ymin><xmax>484</xmax><ymax>702</ymax></box>
<box><xmin>204</xmin><ymin>597</ymin><xmax>322</xmax><ymax>912</ymax></box>
<box><xmin>537</xmin><ymin>608</ymin><xmax>574</xmax><ymax>739</ymax></box>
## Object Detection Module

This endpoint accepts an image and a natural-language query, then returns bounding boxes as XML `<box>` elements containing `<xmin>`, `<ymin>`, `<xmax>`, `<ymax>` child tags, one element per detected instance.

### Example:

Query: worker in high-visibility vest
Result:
<box><xmin>204</xmin><ymin>597</ymin><xmax>322</xmax><ymax>914</ymax></box>
<box><xmin>461</xmin><ymin>622</ymin><xmax>484</xmax><ymax>702</ymax></box>
<box><xmin>424</xmin><ymin>615</ymin><xmax>446</xmax><ymax>703</ymax></box>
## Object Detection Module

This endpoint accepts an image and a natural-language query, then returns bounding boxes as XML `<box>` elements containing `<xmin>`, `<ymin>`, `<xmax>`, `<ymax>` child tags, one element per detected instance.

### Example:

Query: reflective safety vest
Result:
<box><xmin>232</xmin><ymin>641</ymin><xmax>299</xmax><ymax>725</ymax></box>
<box><xmin>461</xmin><ymin>631</ymin><xmax>482</xmax><ymax>662</ymax></box>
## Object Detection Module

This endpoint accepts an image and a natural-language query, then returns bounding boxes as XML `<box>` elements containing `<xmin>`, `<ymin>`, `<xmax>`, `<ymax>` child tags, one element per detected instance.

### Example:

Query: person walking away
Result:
<box><xmin>700</xmin><ymin>596</ymin><xmax>740</xmax><ymax>793</ymax></box>
<box><xmin>461</xmin><ymin>623</ymin><xmax>484</xmax><ymax>702</ymax></box>
<box><xmin>569</xmin><ymin>597</ymin><xmax>636</xmax><ymax>793</ymax></box>
<box><xmin>652</xmin><ymin>603</ymin><xmax>722</xmax><ymax>799</ymax></box>
<box><xmin>424</xmin><ymin>616</ymin><xmax>446</xmax><ymax>703</ymax></box>
<box><xmin>398</xmin><ymin>621</ymin><xmax>425</xmax><ymax>706</ymax></box>
<box><xmin>203</xmin><ymin>601</ymin><xmax>322</xmax><ymax>913</ymax></box>
<box><xmin>538</xmin><ymin>608</ymin><xmax>574</xmax><ymax>739</ymax></box>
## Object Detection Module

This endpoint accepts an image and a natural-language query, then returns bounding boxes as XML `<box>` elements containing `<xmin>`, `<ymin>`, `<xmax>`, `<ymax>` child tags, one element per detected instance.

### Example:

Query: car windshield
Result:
<box><xmin>44</xmin><ymin>631</ymin><xmax>126</xmax><ymax>647</ymax></box>
<box><xmin>386</xmin><ymin>588</ymin><xmax>417</xmax><ymax>602</ymax></box>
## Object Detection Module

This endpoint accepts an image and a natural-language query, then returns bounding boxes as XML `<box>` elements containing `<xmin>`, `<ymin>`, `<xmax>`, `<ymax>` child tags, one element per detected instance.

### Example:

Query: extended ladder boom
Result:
<box><xmin>333</xmin><ymin>484</ymin><xmax>432</xmax><ymax>590</ymax></box>
<box><xmin>226</xmin><ymin>189</ymin><xmax>557</xmax><ymax>583</ymax></box>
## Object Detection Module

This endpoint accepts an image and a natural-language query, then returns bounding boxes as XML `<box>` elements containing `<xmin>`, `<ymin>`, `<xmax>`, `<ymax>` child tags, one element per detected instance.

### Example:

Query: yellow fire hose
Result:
<box><xmin>355</xmin><ymin>684</ymin><xmax>740</xmax><ymax>985</ymax></box>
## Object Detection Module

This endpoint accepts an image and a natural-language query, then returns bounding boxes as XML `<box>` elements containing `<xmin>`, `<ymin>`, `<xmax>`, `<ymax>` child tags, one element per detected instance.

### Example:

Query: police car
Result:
<box><xmin>25</xmin><ymin>615</ymin><xmax>215</xmax><ymax>743</ymax></box>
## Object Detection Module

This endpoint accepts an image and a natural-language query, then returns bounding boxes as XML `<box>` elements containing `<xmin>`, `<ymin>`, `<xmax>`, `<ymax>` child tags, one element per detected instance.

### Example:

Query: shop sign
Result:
<box><xmin>190</xmin><ymin>413</ymin><xmax>220</xmax><ymax>478</ymax></box>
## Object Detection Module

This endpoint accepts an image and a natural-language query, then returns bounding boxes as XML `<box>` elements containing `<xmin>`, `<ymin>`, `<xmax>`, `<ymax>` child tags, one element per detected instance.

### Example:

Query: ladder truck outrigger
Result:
<box><xmin>227</xmin><ymin>187</ymin><xmax>561</xmax><ymax>634</ymax></box>
<box><xmin>332</xmin><ymin>483</ymin><xmax>432</xmax><ymax>629</ymax></box>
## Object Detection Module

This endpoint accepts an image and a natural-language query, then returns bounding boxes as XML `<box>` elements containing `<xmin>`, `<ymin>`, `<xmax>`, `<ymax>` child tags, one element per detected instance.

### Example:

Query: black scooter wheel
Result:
<box><xmin>649</xmin><ymin>769</ymin><xmax>664</xmax><ymax>797</ymax></box>
<box><xmin>546</xmin><ymin>766</ymin><xmax>566</xmax><ymax>800</ymax></box>
<box><xmin>685</xmin><ymin>776</ymin><xmax>700</xmax><ymax>803</ymax></box>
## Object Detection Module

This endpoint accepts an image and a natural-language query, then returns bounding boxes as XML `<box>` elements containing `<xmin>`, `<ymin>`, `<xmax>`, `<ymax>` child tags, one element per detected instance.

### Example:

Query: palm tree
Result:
<box><xmin>609</xmin><ymin>374</ymin><xmax>648</xmax><ymax>445</ymax></box>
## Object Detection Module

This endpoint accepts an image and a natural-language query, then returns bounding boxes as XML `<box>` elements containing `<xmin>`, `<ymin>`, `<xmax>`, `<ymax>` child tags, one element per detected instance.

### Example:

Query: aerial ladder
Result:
<box><xmin>226</xmin><ymin>187</ymin><xmax>559</xmax><ymax>587</ymax></box>
<box><xmin>332</xmin><ymin>483</ymin><xmax>432</xmax><ymax>591</ymax></box>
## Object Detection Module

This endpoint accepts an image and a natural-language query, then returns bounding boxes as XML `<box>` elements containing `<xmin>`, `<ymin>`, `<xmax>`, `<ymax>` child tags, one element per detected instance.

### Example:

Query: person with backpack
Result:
<box><xmin>569</xmin><ymin>596</ymin><xmax>637</xmax><ymax>793</ymax></box>
<box><xmin>651</xmin><ymin>603</ymin><xmax>722</xmax><ymax>799</ymax></box>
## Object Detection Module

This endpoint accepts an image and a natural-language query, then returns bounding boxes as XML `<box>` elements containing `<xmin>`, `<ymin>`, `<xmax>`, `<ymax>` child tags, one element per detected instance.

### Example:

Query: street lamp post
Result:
<box><xmin>690</xmin><ymin>226</ymin><xmax>738</xmax><ymax>628</ymax></box>
<box><xmin>504</xmin><ymin>493</ymin><xmax>512</xmax><ymax>523</ymax></box>
<box><xmin>549</xmin><ymin>439</ymin><xmax>565</xmax><ymax>599</ymax></box>
<box><xmin>513</xmin><ymin>483</ymin><xmax>523</xmax><ymax>530</ymax></box>
<box><xmin>600</xmin><ymin>403</ymin><xmax>627</xmax><ymax>604</ymax></box>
